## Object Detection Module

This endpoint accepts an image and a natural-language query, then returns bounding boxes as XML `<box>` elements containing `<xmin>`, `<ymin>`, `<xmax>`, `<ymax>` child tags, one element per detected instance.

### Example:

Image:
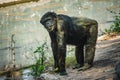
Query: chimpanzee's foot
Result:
<box><xmin>59</xmin><ymin>71</ymin><xmax>67</xmax><ymax>76</ymax></box>
<box><xmin>54</xmin><ymin>67</ymin><xmax>59</xmax><ymax>73</ymax></box>
<box><xmin>72</xmin><ymin>64</ymin><xmax>83</xmax><ymax>69</ymax></box>
<box><xmin>78</xmin><ymin>63</ymin><xmax>92</xmax><ymax>71</ymax></box>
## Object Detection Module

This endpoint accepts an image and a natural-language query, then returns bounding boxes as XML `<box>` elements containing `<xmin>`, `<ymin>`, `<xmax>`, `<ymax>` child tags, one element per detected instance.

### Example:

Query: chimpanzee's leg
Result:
<box><xmin>84</xmin><ymin>44</ymin><xmax>96</xmax><ymax>65</ymax></box>
<box><xmin>78</xmin><ymin>24</ymin><xmax>98</xmax><ymax>71</ymax></box>
<box><xmin>51</xmin><ymin>42</ymin><xmax>59</xmax><ymax>72</ymax></box>
<box><xmin>73</xmin><ymin>46</ymin><xmax>84</xmax><ymax>69</ymax></box>
<box><xmin>49</xmin><ymin>32</ymin><xmax>59</xmax><ymax>72</ymax></box>
<box><xmin>56</xmin><ymin>24</ymin><xmax>67</xmax><ymax>75</ymax></box>
<box><xmin>78</xmin><ymin>44</ymin><xmax>96</xmax><ymax>71</ymax></box>
<box><xmin>58</xmin><ymin>45</ymin><xmax>67</xmax><ymax>75</ymax></box>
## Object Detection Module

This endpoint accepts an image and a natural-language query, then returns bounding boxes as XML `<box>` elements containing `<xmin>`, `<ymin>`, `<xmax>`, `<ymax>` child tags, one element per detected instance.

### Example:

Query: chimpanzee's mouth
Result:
<box><xmin>47</xmin><ymin>29</ymin><xmax>52</xmax><ymax>31</ymax></box>
<box><xmin>47</xmin><ymin>27</ymin><xmax>53</xmax><ymax>32</ymax></box>
<box><xmin>47</xmin><ymin>25</ymin><xmax>54</xmax><ymax>32</ymax></box>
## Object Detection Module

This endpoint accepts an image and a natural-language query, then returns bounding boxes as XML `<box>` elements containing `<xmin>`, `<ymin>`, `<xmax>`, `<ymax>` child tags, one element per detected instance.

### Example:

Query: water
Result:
<box><xmin>0</xmin><ymin>69</ymin><xmax>34</xmax><ymax>80</ymax></box>
<box><xmin>0</xmin><ymin>76</ymin><xmax>6</xmax><ymax>80</ymax></box>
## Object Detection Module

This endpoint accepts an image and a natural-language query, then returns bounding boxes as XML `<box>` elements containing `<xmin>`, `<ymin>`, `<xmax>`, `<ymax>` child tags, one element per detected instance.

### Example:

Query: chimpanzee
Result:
<box><xmin>40</xmin><ymin>12</ymin><xmax>98</xmax><ymax>75</ymax></box>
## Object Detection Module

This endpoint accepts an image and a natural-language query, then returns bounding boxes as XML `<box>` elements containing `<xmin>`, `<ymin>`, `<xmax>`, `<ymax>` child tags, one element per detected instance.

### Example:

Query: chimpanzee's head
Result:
<box><xmin>40</xmin><ymin>12</ymin><xmax>57</xmax><ymax>32</ymax></box>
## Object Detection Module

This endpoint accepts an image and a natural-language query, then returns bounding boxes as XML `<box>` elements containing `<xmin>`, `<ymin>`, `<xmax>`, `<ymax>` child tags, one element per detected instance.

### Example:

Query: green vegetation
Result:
<box><xmin>47</xmin><ymin>56</ymin><xmax>76</xmax><ymax>68</ymax></box>
<box><xmin>31</xmin><ymin>42</ymin><xmax>48</xmax><ymax>79</ymax></box>
<box><xmin>66</xmin><ymin>57</ymin><xmax>76</xmax><ymax>68</ymax></box>
<box><xmin>66</xmin><ymin>47</ymin><xmax>76</xmax><ymax>68</ymax></box>
<box><xmin>47</xmin><ymin>46</ymin><xmax>76</xmax><ymax>68</ymax></box>
<box><xmin>105</xmin><ymin>10</ymin><xmax>120</xmax><ymax>35</ymax></box>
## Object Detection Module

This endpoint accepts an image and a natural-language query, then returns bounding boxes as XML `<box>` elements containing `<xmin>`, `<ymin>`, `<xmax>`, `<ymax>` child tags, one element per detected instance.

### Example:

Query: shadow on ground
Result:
<box><xmin>55</xmin><ymin>36</ymin><xmax>120</xmax><ymax>80</ymax></box>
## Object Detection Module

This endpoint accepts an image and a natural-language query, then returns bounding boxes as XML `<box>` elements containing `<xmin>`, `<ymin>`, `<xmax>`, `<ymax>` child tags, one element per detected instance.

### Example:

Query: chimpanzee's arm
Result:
<box><xmin>56</xmin><ymin>17</ymin><xmax>66</xmax><ymax>72</ymax></box>
<box><xmin>49</xmin><ymin>32</ymin><xmax>59</xmax><ymax>70</ymax></box>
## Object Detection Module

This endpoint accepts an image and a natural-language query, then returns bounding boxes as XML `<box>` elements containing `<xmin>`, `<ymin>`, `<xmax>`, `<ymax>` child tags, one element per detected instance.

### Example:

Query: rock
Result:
<box><xmin>41</xmin><ymin>73</ymin><xmax>60</xmax><ymax>80</ymax></box>
<box><xmin>22</xmin><ymin>69</ymin><xmax>34</xmax><ymax>80</ymax></box>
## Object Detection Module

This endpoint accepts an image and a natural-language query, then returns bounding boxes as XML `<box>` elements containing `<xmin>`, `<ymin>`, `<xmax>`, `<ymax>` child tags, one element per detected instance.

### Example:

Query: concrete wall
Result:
<box><xmin>0</xmin><ymin>0</ymin><xmax>119</xmax><ymax>70</ymax></box>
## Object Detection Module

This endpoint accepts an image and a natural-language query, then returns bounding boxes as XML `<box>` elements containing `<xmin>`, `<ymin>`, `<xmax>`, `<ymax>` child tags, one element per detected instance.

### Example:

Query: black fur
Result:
<box><xmin>40</xmin><ymin>12</ymin><xmax>98</xmax><ymax>75</ymax></box>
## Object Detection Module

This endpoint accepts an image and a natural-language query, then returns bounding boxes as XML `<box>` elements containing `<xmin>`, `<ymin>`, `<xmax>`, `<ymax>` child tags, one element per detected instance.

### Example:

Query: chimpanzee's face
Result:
<box><xmin>40</xmin><ymin>12</ymin><xmax>57</xmax><ymax>32</ymax></box>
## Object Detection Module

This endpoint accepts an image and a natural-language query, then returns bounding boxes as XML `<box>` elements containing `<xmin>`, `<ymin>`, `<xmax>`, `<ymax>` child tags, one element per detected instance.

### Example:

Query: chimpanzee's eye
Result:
<box><xmin>42</xmin><ymin>19</ymin><xmax>51</xmax><ymax>25</ymax></box>
<box><xmin>45</xmin><ymin>19</ymin><xmax>51</xmax><ymax>22</ymax></box>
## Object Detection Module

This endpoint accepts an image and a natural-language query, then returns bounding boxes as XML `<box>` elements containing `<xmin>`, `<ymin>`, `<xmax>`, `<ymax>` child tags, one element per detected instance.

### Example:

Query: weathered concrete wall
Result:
<box><xmin>0</xmin><ymin>0</ymin><xmax>119</xmax><ymax>70</ymax></box>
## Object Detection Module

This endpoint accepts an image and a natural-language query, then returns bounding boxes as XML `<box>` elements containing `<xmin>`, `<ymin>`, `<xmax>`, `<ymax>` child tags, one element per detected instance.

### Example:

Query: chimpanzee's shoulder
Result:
<box><xmin>71</xmin><ymin>17</ymin><xmax>97</xmax><ymax>26</ymax></box>
<box><xmin>57</xmin><ymin>14</ymin><xmax>70</xmax><ymax>17</ymax></box>
<box><xmin>57</xmin><ymin>14</ymin><xmax>72</xmax><ymax>20</ymax></box>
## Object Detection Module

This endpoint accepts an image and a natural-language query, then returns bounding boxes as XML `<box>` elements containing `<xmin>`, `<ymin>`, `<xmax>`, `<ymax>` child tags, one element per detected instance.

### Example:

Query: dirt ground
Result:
<box><xmin>42</xmin><ymin>35</ymin><xmax>120</xmax><ymax>80</ymax></box>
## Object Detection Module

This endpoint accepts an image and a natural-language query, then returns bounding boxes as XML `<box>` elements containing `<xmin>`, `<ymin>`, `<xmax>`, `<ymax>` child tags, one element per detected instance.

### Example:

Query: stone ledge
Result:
<box><xmin>0</xmin><ymin>0</ymin><xmax>39</xmax><ymax>8</ymax></box>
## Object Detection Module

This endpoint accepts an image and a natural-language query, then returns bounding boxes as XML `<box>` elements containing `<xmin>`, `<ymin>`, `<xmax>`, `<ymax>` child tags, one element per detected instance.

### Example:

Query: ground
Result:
<box><xmin>41</xmin><ymin>35</ymin><xmax>120</xmax><ymax>80</ymax></box>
